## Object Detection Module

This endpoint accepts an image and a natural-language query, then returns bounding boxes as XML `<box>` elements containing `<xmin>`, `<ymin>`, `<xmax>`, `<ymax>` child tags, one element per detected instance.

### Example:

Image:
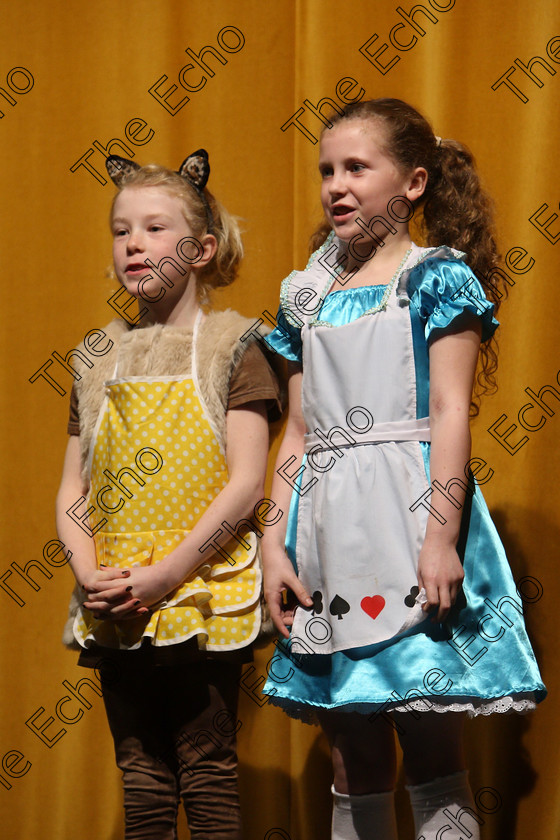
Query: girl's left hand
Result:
<box><xmin>83</xmin><ymin>565</ymin><xmax>173</xmax><ymax>620</ymax></box>
<box><xmin>417</xmin><ymin>537</ymin><xmax>465</xmax><ymax>623</ymax></box>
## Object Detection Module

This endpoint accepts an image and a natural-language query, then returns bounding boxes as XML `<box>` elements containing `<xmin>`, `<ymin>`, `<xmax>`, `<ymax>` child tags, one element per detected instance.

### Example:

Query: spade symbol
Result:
<box><xmin>404</xmin><ymin>586</ymin><xmax>420</xmax><ymax>608</ymax></box>
<box><xmin>329</xmin><ymin>594</ymin><xmax>350</xmax><ymax>621</ymax></box>
<box><xmin>312</xmin><ymin>590</ymin><xmax>323</xmax><ymax>615</ymax></box>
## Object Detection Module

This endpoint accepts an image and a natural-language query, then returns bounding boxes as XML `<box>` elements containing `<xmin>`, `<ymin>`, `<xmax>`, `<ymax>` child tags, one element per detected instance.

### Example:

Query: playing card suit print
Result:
<box><xmin>361</xmin><ymin>594</ymin><xmax>385</xmax><ymax>620</ymax></box>
<box><xmin>329</xmin><ymin>595</ymin><xmax>350</xmax><ymax>620</ymax></box>
<box><xmin>312</xmin><ymin>590</ymin><xmax>323</xmax><ymax>615</ymax></box>
<box><xmin>404</xmin><ymin>586</ymin><xmax>420</xmax><ymax>608</ymax></box>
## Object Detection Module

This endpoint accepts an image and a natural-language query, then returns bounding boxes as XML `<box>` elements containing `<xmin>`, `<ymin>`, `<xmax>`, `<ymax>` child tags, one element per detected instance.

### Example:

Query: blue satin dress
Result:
<box><xmin>262</xmin><ymin>238</ymin><xmax>546</xmax><ymax>722</ymax></box>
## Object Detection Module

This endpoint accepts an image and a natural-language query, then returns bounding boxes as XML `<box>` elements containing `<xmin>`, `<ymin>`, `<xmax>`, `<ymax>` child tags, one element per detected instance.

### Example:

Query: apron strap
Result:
<box><xmin>191</xmin><ymin>308</ymin><xmax>204</xmax><ymax>391</ymax></box>
<box><xmin>190</xmin><ymin>308</ymin><xmax>225</xmax><ymax>453</ymax></box>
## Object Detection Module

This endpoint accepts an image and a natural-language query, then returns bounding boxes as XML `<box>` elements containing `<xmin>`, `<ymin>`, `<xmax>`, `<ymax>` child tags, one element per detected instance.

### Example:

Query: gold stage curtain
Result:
<box><xmin>0</xmin><ymin>1</ymin><xmax>558</xmax><ymax>837</ymax></box>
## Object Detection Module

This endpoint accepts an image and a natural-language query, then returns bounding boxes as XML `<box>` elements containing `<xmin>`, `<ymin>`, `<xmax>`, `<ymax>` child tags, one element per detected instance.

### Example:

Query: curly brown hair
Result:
<box><xmin>110</xmin><ymin>164</ymin><xmax>243</xmax><ymax>303</ymax></box>
<box><xmin>309</xmin><ymin>98</ymin><xmax>508</xmax><ymax>413</ymax></box>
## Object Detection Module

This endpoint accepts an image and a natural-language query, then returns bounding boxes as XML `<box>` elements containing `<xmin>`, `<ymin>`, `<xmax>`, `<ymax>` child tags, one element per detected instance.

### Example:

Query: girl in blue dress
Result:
<box><xmin>261</xmin><ymin>99</ymin><xmax>545</xmax><ymax>840</ymax></box>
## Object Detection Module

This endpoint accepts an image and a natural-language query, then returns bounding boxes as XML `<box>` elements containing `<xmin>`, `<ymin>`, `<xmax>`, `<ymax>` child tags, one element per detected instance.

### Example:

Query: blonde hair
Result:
<box><xmin>110</xmin><ymin>163</ymin><xmax>243</xmax><ymax>302</ymax></box>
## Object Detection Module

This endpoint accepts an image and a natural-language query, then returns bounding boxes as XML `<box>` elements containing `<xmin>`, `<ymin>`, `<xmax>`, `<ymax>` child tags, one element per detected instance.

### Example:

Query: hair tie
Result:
<box><xmin>435</xmin><ymin>136</ymin><xmax>443</xmax><ymax>148</ymax></box>
<box><xmin>105</xmin><ymin>149</ymin><xmax>215</xmax><ymax>233</ymax></box>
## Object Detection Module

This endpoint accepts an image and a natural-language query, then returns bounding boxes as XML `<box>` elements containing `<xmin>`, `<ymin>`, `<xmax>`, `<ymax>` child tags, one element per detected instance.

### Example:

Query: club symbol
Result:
<box><xmin>404</xmin><ymin>586</ymin><xmax>420</xmax><ymax>608</ymax></box>
<box><xmin>312</xmin><ymin>590</ymin><xmax>323</xmax><ymax>615</ymax></box>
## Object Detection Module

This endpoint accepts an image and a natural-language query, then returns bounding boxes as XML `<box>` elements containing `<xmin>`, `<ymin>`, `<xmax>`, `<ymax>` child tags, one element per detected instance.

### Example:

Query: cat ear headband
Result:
<box><xmin>105</xmin><ymin>149</ymin><xmax>214</xmax><ymax>231</ymax></box>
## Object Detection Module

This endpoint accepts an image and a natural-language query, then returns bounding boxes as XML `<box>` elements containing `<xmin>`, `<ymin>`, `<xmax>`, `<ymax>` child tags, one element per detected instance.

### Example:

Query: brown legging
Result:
<box><xmin>100</xmin><ymin>658</ymin><xmax>243</xmax><ymax>840</ymax></box>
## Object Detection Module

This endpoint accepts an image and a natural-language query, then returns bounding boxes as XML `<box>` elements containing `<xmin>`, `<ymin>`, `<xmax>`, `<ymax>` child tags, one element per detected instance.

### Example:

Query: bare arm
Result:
<box><xmin>418</xmin><ymin>315</ymin><xmax>482</xmax><ymax>621</ymax></box>
<box><xmin>55</xmin><ymin>435</ymin><xmax>131</xmax><ymax>589</ymax></box>
<box><xmin>85</xmin><ymin>401</ymin><xmax>270</xmax><ymax>616</ymax></box>
<box><xmin>262</xmin><ymin>362</ymin><xmax>313</xmax><ymax>636</ymax></box>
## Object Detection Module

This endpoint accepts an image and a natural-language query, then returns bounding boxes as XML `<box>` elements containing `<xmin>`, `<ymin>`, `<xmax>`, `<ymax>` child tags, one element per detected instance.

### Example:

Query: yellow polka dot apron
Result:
<box><xmin>74</xmin><ymin>310</ymin><xmax>261</xmax><ymax>651</ymax></box>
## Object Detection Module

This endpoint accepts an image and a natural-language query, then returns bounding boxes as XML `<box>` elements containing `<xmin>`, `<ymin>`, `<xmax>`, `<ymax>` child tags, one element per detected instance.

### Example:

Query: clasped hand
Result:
<box><xmin>82</xmin><ymin>565</ymin><xmax>173</xmax><ymax>620</ymax></box>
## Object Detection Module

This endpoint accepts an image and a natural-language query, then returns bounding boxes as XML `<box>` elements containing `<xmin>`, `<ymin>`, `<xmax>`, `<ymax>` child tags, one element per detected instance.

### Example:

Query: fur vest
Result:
<box><xmin>74</xmin><ymin>310</ymin><xmax>268</xmax><ymax>483</ymax></box>
<box><xmin>62</xmin><ymin>309</ymin><xmax>274</xmax><ymax>647</ymax></box>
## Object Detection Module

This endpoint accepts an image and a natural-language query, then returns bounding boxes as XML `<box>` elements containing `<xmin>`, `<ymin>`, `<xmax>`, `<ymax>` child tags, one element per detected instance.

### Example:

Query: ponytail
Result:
<box><xmin>422</xmin><ymin>139</ymin><xmax>506</xmax><ymax>411</ymax></box>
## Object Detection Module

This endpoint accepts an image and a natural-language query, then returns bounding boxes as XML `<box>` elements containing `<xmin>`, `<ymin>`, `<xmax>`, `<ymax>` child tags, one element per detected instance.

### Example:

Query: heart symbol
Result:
<box><xmin>361</xmin><ymin>595</ymin><xmax>385</xmax><ymax>620</ymax></box>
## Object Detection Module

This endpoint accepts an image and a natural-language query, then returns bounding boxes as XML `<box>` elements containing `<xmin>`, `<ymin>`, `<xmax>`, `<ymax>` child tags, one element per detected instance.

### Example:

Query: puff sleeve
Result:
<box><xmin>262</xmin><ymin>306</ymin><xmax>303</xmax><ymax>363</ymax></box>
<box><xmin>408</xmin><ymin>257</ymin><xmax>499</xmax><ymax>343</ymax></box>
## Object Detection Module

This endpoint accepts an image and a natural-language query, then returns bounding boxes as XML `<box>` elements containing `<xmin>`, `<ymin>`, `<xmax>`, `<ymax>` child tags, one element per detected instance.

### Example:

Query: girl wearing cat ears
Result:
<box><xmin>56</xmin><ymin>150</ymin><xmax>280</xmax><ymax>839</ymax></box>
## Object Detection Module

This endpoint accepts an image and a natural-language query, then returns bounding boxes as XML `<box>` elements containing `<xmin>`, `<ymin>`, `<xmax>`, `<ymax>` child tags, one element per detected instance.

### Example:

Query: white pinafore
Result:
<box><xmin>74</xmin><ymin>310</ymin><xmax>261</xmax><ymax>651</ymax></box>
<box><xmin>287</xmin><ymin>246</ymin><xmax>434</xmax><ymax>653</ymax></box>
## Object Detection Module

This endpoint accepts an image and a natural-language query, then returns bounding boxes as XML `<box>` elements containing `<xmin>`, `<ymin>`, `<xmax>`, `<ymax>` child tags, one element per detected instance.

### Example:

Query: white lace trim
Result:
<box><xmin>266</xmin><ymin>692</ymin><xmax>539</xmax><ymax>724</ymax></box>
<box><xmin>390</xmin><ymin>693</ymin><xmax>537</xmax><ymax>716</ymax></box>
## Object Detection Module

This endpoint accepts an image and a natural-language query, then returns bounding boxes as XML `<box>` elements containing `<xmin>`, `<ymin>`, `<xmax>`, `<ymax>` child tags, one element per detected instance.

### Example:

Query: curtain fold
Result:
<box><xmin>0</xmin><ymin>1</ymin><xmax>557</xmax><ymax>837</ymax></box>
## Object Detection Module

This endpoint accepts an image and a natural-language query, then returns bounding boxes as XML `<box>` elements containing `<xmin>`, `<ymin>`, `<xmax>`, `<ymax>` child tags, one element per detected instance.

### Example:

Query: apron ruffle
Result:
<box><xmin>74</xmin><ymin>530</ymin><xmax>261</xmax><ymax>650</ymax></box>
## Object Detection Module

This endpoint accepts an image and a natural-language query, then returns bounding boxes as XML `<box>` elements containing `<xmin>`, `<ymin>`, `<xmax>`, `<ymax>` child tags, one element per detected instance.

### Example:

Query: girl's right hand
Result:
<box><xmin>81</xmin><ymin>566</ymin><xmax>136</xmax><ymax>612</ymax></box>
<box><xmin>263</xmin><ymin>549</ymin><xmax>312</xmax><ymax>638</ymax></box>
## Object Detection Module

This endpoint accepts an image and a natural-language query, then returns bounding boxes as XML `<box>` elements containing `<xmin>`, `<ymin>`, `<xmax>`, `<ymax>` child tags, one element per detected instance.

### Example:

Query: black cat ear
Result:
<box><xmin>105</xmin><ymin>155</ymin><xmax>141</xmax><ymax>186</ymax></box>
<box><xmin>178</xmin><ymin>149</ymin><xmax>210</xmax><ymax>191</ymax></box>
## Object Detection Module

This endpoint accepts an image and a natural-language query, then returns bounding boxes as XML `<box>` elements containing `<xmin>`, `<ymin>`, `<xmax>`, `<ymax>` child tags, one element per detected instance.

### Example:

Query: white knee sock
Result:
<box><xmin>331</xmin><ymin>785</ymin><xmax>398</xmax><ymax>840</ymax></box>
<box><xmin>407</xmin><ymin>770</ymin><xmax>482</xmax><ymax>840</ymax></box>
